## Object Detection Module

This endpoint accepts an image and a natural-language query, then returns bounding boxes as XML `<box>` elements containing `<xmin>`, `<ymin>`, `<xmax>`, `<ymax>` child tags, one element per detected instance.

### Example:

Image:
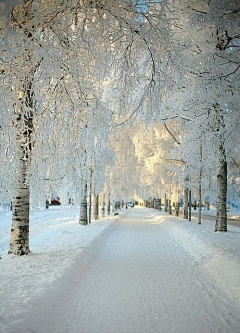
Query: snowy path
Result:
<box><xmin>7</xmin><ymin>207</ymin><xmax>239</xmax><ymax>333</ymax></box>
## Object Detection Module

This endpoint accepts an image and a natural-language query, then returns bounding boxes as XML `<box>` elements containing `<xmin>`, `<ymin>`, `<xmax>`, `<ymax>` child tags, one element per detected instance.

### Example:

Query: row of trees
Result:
<box><xmin>0</xmin><ymin>0</ymin><xmax>239</xmax><ymax>255</ymax></box>
<box><xmin>109</xmin><ymin>121</ymin><xmax>240</xmax><ymax>225</ymax></box>
<box><xmin>0</xmin><ymin>0</ymin><xmax>170</xmax><ymax>255</ymax></box>
<box><xmin>108</xmin><ymin>0</ymin><xmax>240</xmax><ymax>231</ymax></box>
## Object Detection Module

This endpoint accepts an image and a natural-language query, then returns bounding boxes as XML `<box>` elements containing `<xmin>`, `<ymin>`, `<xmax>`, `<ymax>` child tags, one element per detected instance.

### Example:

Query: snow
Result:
<box><xmin>194</xmin><ymin>207</ymin><xmax>240</xmax><ymax>220</ymax></box>
<box><xmin>0</xmin><ymin>206</ymin><xmax>115</xmax><ymax>332</ymax></box>
<box><xmin>0</xmin><ymin>206</ymin><xmax>240</xmax><ymax>333</ymax></box>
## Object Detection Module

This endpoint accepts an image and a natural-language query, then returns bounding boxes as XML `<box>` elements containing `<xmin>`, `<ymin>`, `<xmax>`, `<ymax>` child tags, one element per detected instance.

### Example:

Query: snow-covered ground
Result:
<box><xmin>0</xmin><ymin>206</ymin><xmax>116</xmax><ymax>332</ymax></box>
<box><xmin>193</xmin><ymin>207</ymin><xmax>240</xmax><ymax>220</ymax></box>
<box><xmin>0</xmin><ymin>206</ymin><xmax>240</xmax><ymax>333</ymax></box>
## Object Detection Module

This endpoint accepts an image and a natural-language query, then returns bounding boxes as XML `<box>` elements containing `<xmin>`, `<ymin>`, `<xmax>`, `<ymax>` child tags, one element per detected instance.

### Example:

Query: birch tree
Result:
<box><xmin>1</xmin><ymin>0</ymin><xmax>171</xmax><ymax>254</ymax></box>
<box><xmin>158</xmin><ymin>0</ymin><xmax>240</xmax><ymax>231</ymax></box>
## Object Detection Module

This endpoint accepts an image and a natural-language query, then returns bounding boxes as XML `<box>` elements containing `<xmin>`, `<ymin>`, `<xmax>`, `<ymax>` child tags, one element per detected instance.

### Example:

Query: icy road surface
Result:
<box><xmin>1</xmin><ymin>207</ymin><xmax>240</xmax><ymax>333</ymax></box>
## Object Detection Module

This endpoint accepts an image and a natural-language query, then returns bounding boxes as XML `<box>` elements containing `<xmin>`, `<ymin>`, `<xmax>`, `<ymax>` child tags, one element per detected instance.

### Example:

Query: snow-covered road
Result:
<box><xmin>8</xmin><ymin>207</ymin><xmax>239</xmax><ymax>333</ymax></box>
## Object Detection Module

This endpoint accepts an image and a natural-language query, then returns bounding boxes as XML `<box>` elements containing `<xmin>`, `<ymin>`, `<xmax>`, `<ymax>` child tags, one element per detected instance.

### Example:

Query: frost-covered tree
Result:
<box><xmin>1</xmin><ymin>0</ymin><xmax>170</xmax><ymax>254</ymax></box>
<box><xmin>155</xmin><ymin>0</ymin><xmax>240</xmax><ymax>231</ymax></box>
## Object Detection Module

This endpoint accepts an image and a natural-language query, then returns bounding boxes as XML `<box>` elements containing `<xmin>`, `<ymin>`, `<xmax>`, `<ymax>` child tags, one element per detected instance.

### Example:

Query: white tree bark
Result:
<box><xmin>88</xmin><ymin>170</ymin><xmax>93</xmax><ymax>224</ymax></box>
<box><xmin>8</xmin><ymin>156</ymin><xmax>30</xmax><ymax>255</ymax></box>
<box><xmin>164</xmin><ymin>194</ymin><xmax>168</xmax><ymax>212</ymax></box>
<box><xmin>168</xmin><ymin>199</ymin><xmax>172</xmax><ymax>214</ymax></box>
<box><xmin>79</xmin><ymin>182</ymin><xmax>88</xmax><ymax>225</ymax></box>
<box><xmin>101</xmin><ymin>192</ymin><xmax>105</xmax><ymax>218</ymax></box>
<box><xmin>93</xmin><ymin>193</ymin><xmax>99</xmax><ymax>220</ymax></box>
<box><xmin>174</xmin><ymin>202</ymin><xmax>179</xmax><ymax>217</ymax></box>
<box><xmin>215</xmin><ymin>144</ymin><xmax>227</xmax><ymax>232</ymax></box>
<box><xmin>214</xmin><ymin>104</ymin><xmax>228</xmax><ymax>232</ymax></box>
<box><xmin>114</xmin><ymin>200</ymin><xmax>118</xmax><ymax>213</ymax></box>
<box><xmin>198</xmin><ymin>145</ymin><xmax>202</xmax><ymax>224</ymax></box>
<box><xmin>107</xmin><ymin>193</ymin><xmax>111</xmax><ymax>215</ymax></box>
<box><xmin>8</xmin><ymin>83</ymin><xmax>33</xmax><ymax>255</ymax></box>
<box><xmin>188</xmin><ymin>188</ymin><xmax>191</xmax><ymax>221</ymax></box>
<box><xmin>183</xmin><ymin>187</ymin><xmax>188</xmax><ymax>219</ymax></box>
<box><xmin>198</xmin><ymin>181</ymin><xmax>202</xmax><ymax>225</ymax></box>
<box><xmin>150</xmin><ymin>198</ymin><xmax>154</xmax><ymax>208</ymax></box>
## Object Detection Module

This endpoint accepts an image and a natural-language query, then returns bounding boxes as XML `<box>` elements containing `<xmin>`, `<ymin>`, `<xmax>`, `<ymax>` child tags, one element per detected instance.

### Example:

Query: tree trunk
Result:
<box><xmin>88</xmin><ymin>170</ymin><xmax>93</xmax><ymax>223</ymax></box>
<box><xmin>79</xmin><ymin>182</ymin><xmax>88</xmax><ymax>225</ymax></box>
<box><xmin>198</xmin><ymin>144</ymin><xmax>202</xmax><ymax>224</ymax></box>
<box><xmin>8</xmin><ymin>11</ymin><xmax>39</xmax><ymax>255</ymax></box>
<box><xmin>9</xmin><ymin>86</ymin><xmax>33</xmax><ymax>255</ymax></box>
<box><xmin>8</xmin><ymin>157</ymin><xmax>30</xmax><ymax>255</ymax></box>
<box><xmin>93</xmin><ymin>193</ymin><xmax>99</xmax><ymax>220</ymax></box>
<box><xmin>188</xmin><ymin>188</ymin><xmax>191</xmax><ymax>221</ymax></box>
<box><xmin>168</xmin><ymin>199</ymin><xmax>172</xmax><ymax>215</ymax></box>
<box><xmin>114</xmin><ymin>200</ymin><xmax>118</xmax><ymax>214</ymax></box>
<box><xmin>150</xmin><ymin>199</ymin><xmax>154</xmax><ymax>208</ymax></box>
<box><xmin>107</xmin><ymin>194</ymin><xmax>111</xmax><ymax>215</ymax></box>
<box><xmin>183</xmin><ymin>187</ymin><xmax>188</xmax><ymax>219</ymax></box>
<box><xmin>215</xmin><ymin>144</ymin><xmax>227</xmax><ymax>232</ymax></box>
<box><xmin>175</xmin><ymin>202</ymin><xmax>179</xmax><ymax>217</ymax></box>
<box><xmin>101</xmin><ymin>193</ymin><xmax>105</xmax><ymax>218</ymax></box>
<box><xmin>153</xmin><ymin>198</ymin><xmax>156</xmax><ymax>209</ymax></box>
<box><xmin>164</xmin><ymin>194</ymin><xmax>168</xmax><ymax>212</ymax></box>
<box><xmin>194</xmin><ymin>200</ymin><xmax>197</xmax><ymax>210</ymax></box>
<box><xmin>198</xmin><ymin>185</ymin><xmax>202</xmax><ymax>225</ymax></box>
<box><xmin>159</xmin><ymin>198</ymin><xmax>162</xmax><ymax>211</ymax></box>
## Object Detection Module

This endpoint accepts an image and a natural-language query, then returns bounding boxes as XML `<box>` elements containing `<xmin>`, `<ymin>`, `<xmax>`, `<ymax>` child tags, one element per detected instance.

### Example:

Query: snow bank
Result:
<box><xmin>0</xmin><ymin>207</ymin><xmax>115</xmax><ymax>332</ymax></box>
<box><xmin>149</xmin><ymin>210</ymin><xmax>240</xmax><ymax>310</ymax></box>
